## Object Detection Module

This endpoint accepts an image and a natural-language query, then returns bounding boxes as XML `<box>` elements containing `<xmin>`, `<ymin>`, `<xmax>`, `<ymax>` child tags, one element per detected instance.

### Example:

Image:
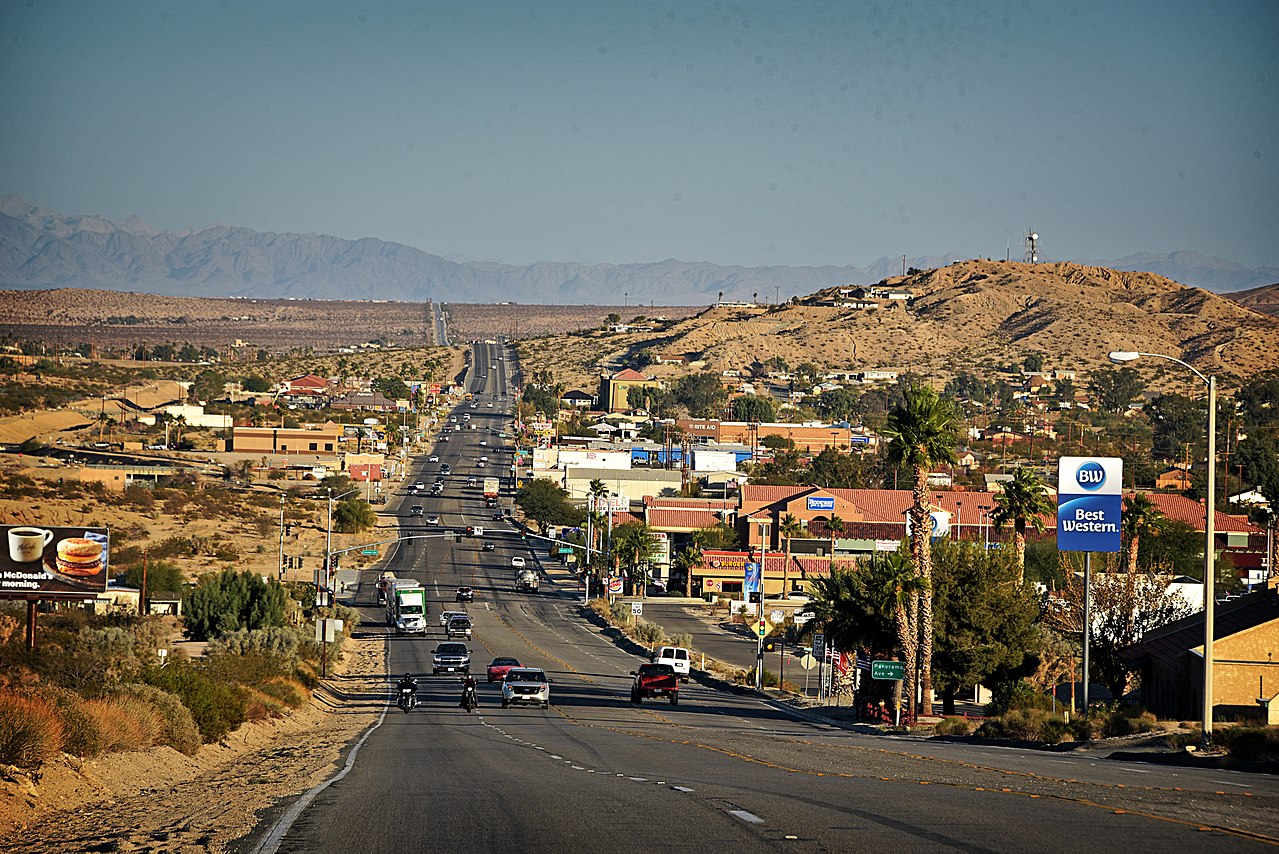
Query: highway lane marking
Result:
<box><xmin>729</xmin><ymin>810</ymin><xmax>765</xmax><ymax>824</ymax></box>
<box><xmin>673</xmin><ymin>786</ymin><xmax>695</xmax><ymax>792</ymax></box>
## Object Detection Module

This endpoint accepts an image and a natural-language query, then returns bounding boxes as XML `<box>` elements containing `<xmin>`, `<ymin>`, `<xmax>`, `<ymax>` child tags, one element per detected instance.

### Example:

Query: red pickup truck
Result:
<box><xmin>630</xmin><ymin>663</ymin><xmax>679</xmax><ymax>706</ymax></box>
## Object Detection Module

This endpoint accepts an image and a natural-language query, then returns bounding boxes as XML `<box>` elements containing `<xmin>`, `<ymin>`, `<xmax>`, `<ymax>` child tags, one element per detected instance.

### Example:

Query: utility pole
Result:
<box><xmin>278</xmin><ymin>494</ymin><xmax>286</xmax><ymax>581</ymax></box>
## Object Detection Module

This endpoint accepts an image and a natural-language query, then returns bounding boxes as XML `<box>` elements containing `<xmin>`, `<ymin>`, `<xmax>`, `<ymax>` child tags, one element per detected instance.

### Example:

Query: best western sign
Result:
<box><xmin>1057</xmin><ymin>457</ymin><xmax>1122</xmax><ymax>553</ymax></box>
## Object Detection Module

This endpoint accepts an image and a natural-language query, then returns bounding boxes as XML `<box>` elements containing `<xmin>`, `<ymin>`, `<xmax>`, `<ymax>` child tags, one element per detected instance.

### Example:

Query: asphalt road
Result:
<box><xmin>245</xmin><ymin>344</ymin><xmax>1279</xmax><ymax>852</ymax></box>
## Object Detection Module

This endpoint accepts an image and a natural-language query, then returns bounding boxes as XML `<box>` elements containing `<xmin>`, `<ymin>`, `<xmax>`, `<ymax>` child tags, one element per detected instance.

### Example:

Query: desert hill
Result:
<box><xmin>1226</xmin><ymin>282</ymin><xmax>1279</xmax><ymax>319</ymax></box>
<box><xmin>525</xmin><ymin>261</ymin><xmax>1279</xmax><ymax>390</ymax></box>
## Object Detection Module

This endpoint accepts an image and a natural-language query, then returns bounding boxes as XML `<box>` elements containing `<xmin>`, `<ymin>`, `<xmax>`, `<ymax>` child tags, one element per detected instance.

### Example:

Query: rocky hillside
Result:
<box><xmin>1226</xmin><ymin>282</ymin><xmax>1279</xmax><ymax>318</ymax></box>
<box><xmin>594</xmin><ymin>260</ymin><xmax>1279</xmax><ymax>385</ymax></box>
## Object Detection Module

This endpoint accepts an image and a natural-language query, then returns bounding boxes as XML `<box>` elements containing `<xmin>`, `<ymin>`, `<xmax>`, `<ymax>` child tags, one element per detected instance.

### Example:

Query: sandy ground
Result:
<box><xmin>0</xmin><ymin>633</ymin><xmax>387</xmax><ymax>853</ymax></box>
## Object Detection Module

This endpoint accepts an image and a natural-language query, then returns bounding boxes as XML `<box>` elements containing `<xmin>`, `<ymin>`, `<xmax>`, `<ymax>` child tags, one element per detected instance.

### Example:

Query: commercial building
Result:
<box><xmin>231</xmin><ymin>423</ymin><xmax>341</xmax><ymax>456</ymax></box>
<box><xmin>598</xmin><ymin>369</ymin><xmax>659</xmax><ymax>413</ymax></box>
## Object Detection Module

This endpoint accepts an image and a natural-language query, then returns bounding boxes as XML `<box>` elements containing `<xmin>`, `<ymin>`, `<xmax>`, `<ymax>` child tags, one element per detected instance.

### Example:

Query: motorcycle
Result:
<box><xmin>397</xmin><ymin>686</ymin><xmax>417</xmax><ymax>713</ymax></box>
<box><xmin>461</xmin><ymin>684</ymin><xmax>478</xmax><ymax>713</ymax></box>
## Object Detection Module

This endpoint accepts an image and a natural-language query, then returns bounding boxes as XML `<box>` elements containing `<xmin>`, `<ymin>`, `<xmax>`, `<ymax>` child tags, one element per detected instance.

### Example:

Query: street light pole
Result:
<box><xmin>1109</xmin><ymin>351</ymin><xmax>1216</xmax><ymax>744</ymax></box>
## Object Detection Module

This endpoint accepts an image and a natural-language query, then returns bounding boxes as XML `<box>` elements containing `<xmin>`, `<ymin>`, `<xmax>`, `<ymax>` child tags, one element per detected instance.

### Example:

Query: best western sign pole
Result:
<box><xmin>1057</xmin><ymin>457</ymin><xmax>1123</xmax><ymax>714</ymax></box>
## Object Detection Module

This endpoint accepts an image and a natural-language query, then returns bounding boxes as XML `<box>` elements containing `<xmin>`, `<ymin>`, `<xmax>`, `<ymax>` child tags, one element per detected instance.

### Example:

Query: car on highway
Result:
<box><xmin>415</xmin><ymin>481</ymin><xmax>426</xmax><ymax>491</ymax></box>
<box><xmin>432</xmin><ymin>642</ymin><xmax>470</xmax><ymax>676</ymax></box>
<box><xmin>467</xmin><ymin>476</ymin><xmax>478</xmax><ymax>486</ymax></box>
<box><xmin>455</xmin><ymin>586</ymin><xmax>474</xmax><ymax>602</ymax></box>
<box><xmin>479</xmin><ymin>455</ymin><xmax>489</xmax><ymax>462</ymax></box>
<box><xmin>446</xmin><ymin>615</ymin><xmax>472</xmax><ymax>639</ymax></box>
<box><xmin>479</xmin><ymin>440</ymin><xmax>487</xmax><ymax>446</ymax></box>
<box><xmin>487</xmin><ymin>657</ymin><xmax>521</xmax><ymax>683</ymax></box>
<box><xmin>511</xmin><ymin>556</ymin><xmax>525</xmax><ymax>568</ymax></box>
<box><xmin>439</xmin><ymin>609</ymin><xmax>466</xmax><ymax>627</ymax></box>
<box><xmin>428</xmin><ymin>454</ymin><xmax>439</xmax><ymax>462</ymax></box>
<box><xmin>501</xmin><ymin>667</ymin><xmax>551</xmax><ymax>708</ymax></box>
<box><xmin>481</xmin><ymin>541</ymin><xmax>495</xmax><ymax>551</ymax></box>
<box><xmin>476</xmin><ymin>461</ymin><xmax>485</xmax><ymax>468</ymax></box>
<box><xmin>650</xmin><ymin>646</ymin><xmax>691</xmax><ymax>681</ymax></box>
<box><xmin>630</xmin><ymin>663</ymin><xmax>679</xmax><ymax>705</ymax></box>
<box><xmin>410</xmin><ymin>505</ymin><xmax>424</xmax><ymax>517</ymax></box>
<box><xmin>486</xmin><ymin>402</ymin><xmax>494</xmax><ymax>408</ymax></box>
<box><xmin>408</xmin><ymin>486</ymin><xmax>419</xmax><ymax>496</ymax></box>
<box><xmin>426</xmin><ymin>515</ymin><xmax>440</xmax><ymax>526</ymax></box>
<box><xmin>440</xmin><ymin>464</ymin><xmax>451</xmax><ymax>475</ymax></box>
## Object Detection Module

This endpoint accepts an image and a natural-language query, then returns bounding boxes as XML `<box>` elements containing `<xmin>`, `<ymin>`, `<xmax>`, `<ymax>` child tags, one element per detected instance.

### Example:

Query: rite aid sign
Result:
<box><xmin>1057</xmin><ymin>456</ymin><xmax>1123</xmax><ymax>553</ymax></box>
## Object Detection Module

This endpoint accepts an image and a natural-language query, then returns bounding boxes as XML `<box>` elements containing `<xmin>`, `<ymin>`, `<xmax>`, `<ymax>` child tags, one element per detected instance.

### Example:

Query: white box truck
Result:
<box><xmin>391</xmin><ymin>586</ymin><xmax>427</xmax><ymax>635</ymax></box>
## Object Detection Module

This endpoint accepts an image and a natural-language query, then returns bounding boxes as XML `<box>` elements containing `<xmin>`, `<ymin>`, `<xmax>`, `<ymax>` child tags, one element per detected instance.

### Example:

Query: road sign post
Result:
<box><xmin>1057</xmin><ymin>457</ymin><xmax>1123</xmax><ymax>714</ymax></box>
<box><xmin>813</xmin><ymin>633</ymin><xmax>825</xmax><ymax>702</ymax></box>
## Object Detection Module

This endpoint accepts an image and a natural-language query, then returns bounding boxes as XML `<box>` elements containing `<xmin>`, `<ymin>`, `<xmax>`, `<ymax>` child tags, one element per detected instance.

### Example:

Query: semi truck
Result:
<box><xmin>483</xmin><ymin>477</ymin><xmax>500</xmax><ymax>498</ymax></box>
<box><xmin>389</xmin><ymin>585</ymin><xmax>428</xmax><ymax>635</ymax></box>
<box><xmin>514</xmin><ymin>568</ymin><xmax>539</xmax><ymax>593</ymax></box>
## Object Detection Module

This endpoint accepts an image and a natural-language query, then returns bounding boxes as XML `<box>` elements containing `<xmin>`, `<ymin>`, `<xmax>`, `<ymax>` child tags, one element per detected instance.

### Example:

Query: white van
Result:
<box><xmin>651</xmin><ymin>646</ymin><xmax>690</xmax><ymax>682</ymax></box>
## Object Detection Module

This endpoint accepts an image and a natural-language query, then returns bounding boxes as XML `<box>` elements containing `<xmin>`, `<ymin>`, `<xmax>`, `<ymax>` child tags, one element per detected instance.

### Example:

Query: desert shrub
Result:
<box><xmin>984</xmin><ymin>679</ymin><xmax>1052</xmax><ymax>716</ymax></box>
<box><xmin>1215</xmin><ymin>726</ymin><xmax>1279</xmax><ymax>762</ymax></box>
<box><xmin>608</xmin><ymin>599</ymin><xmax>630</xmax><ymax>624</ymax></box>
<box><xmin>935</xmin><ymin>717</ymin><xmax>973</xmax><ymax>737</ymax></box>
<box><xmin>744</xmin><ymin>666</ymin><xmax>779</xmax><ymax>688</ymax></box>
<box><xmin>241</xmin><ymin>686</ymin><xmax>292</xmax><ymax>722</ymax></box>
<box><xmin>183</xmin><ymin>569</ymin><xmax>288</xmax><ymax>641</ymax></box>
<box><xmin>1070</xmin><ymin>714</ymin><xmax>1104</xmax><ymax>742</ymax></box>
<box><xmin>0</xmin><ymin>691</ymin><xmax>65</xmax><ymax>768</ymax></box>
<box><xmin>1103</xmin><ymin>705</ymin><xmax>1160</xmax><ymax>737</ymax></box>
<box><xmin>27</xmin><ymin>685</ymin><xmax>104</xmax><ymax>757</ymax></box>
<box><xmin>670</xmin><ymin>632</ymin><xmax>693</xmax><ymax>650</ymax></box>
<box><xmin>630</xmin><ymin>620</ymin><xmax>665</xmax><ymax>646</ymax></box>
<box><xmin>83</xmin><ymin>695</ymin><xmax>158</xmax><ymax>752</ymax></box>
<box><xmin>141</xmin><ymin>662</ymin><xmax>247</xmax><ymax>743</ymax></box>
<box><xmin>977</xmin><ymin>708</ymin><xmax>1070</xmax><ymax>743</ymax></box>
<box><xmin>112</xmin><ymin>683</ymin><xmax>200</xmax><ymax>755</ymax></box>
<box><xmin>258</xmin><ymin>677</ymin><xmax>308</xmax><ymax>710</ymax></box>
<box><xmin>208</xmin><ymin>626</ymin><xmax>304</xmax><ymax>671</ymax></box>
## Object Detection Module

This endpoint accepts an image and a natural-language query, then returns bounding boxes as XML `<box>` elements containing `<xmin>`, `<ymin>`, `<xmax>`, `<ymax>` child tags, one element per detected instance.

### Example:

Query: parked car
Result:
<box><xmin>501</xmin><ymin>667</ymin><xmax>551</xmax><ymax>708</ymax></box>
<box><xmin>487</xmin><ymin>656</ymin><xmax>521</xmax><ymax>683</ymax></box>
<box><xmin>631</xmin><ymin>663</ymin><xmax>679</xmax><ymax>705</ymax></box>
<box><xmin>455</xmin><ymin>586</ymin><xmax>474</xmax><ymax>602</ymax></box>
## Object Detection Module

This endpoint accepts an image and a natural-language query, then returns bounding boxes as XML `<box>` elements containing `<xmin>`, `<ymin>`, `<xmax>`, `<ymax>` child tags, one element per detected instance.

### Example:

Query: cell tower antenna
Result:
<box><xmin>1024</xmin><ymin>228</ymin><xmax>1039</xmax><ymax>264</ymax></box>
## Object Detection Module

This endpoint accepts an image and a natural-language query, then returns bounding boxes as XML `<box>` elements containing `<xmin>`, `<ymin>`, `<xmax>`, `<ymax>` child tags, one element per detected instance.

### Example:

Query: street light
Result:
<box><xmin>1109</xmin><ymin>350</ymin><xmax>1216</xmax><ymax>743</ymax></box>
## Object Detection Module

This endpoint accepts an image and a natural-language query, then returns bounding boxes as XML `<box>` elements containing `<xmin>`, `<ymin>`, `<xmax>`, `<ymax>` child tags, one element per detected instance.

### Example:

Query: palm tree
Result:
<box><xmin>613</xmin><ymin>522</ymin><xmax>659</xmax><ymax>596</ymax></box>
<box><xmin>1121</xmin><ymin>492</ymin><xmax>1163</xmax><ymax>637</ymax></box>
<box><xmin>877</xmin><ymin>551</ymin><xmax>926</xmax><ymax>715</ymax></box>
<box><xmin>672</xmin><ymin>545</ymin><xmax>704</xmax><ymax>597</ymax></box>
<box><xmin>826</xmin><ymin>514</ymin><xmax>846</xmax><ymax>562</ymax></box>
<box><xmin>882</xmin><ymin>382</ymin><xmax>958</xmax><ymax>716</ymax></box>
<box><xmin>989</xmin><ymin>467</ymin><xmax>1054</xmax><ymax>583</ymax></box>
<box><xmin>780</xmin><ymin>513</ymin><xmax>803</xmax><ymax>599</ymax></box>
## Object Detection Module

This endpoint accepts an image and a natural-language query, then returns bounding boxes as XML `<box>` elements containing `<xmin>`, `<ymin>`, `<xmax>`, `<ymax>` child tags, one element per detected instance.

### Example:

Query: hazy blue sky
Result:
<box><xmin>2</xmin><ymin>0</ymin><xmax>1276</xmax><ymax>268</ymax></box>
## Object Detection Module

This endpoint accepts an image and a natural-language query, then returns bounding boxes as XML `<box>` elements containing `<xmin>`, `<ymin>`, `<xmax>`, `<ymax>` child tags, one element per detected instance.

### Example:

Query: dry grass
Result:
<box><xmin>0</xmin><ymin>692</ymin><xmax>65</xmax><ymax>768</ymax></box>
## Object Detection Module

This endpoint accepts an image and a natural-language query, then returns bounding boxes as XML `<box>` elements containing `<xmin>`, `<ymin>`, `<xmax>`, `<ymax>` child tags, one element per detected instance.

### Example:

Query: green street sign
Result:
<box><xmin>361</xmin><ymin>548</ymin><xmax>379</xmax><ymax>556</ymax></box>
<box><xmin>558</xmin><ymin>546</ymin><xmax>574</xmax><ymax>554</ymax></box>
<box><xmin>871</xmin><ymin>659</ymin><xmax>906</xmax><ymax>681</ymax></box>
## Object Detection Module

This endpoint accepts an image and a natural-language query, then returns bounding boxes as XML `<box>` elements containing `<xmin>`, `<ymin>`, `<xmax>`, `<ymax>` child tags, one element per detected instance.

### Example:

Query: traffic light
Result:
<box><xmin>763</xmin><ymin>639</ymin><xmax>776</xmax><ymax>653</ymax></box>
<box><xmin>748</xmin><ymin>591</ymin><xmax>761</xmax><ymax>604</ymax></box>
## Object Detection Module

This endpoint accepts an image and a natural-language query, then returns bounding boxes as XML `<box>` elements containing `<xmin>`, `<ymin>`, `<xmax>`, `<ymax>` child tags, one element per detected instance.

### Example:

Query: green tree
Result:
<box><xmin>876</xmin><ymin>550</ymin><xmax>925</xmax><ymax>715</ymax></box>
<box><xmin>1121</xmin><ymin>493</ymin><xmax>1164</xmax><ymax>639</ymax></box>
<box><xmin>730</xmin><ymin>394</ymin><xmax>778</xmax><ymax>423</ymax></box>
<box><xmin>780</xmin><ymin>513</ymin><xmax>802</xmax><ymax>599</ymax></box>
<box><xmin>242</xmin><ymin>375</ymin><xmax>270</xmax><ymax>393</ymax></box>
<box><xmin>1091</xmin><ymin>366</ymin><xmax>1146</xmax><ymax>414</ymax></box>
<box><xmin>183</xmin><ymin>569</ymin><xmax>288</xmax><ymax>642</ymax></box>
<box><xmin>671</xmin><ymin>373</ymin><xmax>727</xmax><ymax>418</ymax></box>
<box><xmin>333</xmin><ymin>497</ymin><xmax>376</xmax><ymax>533</ymax></box>
<box><xmin>882</xmin><ymin>382</ymin><xmax>957</xmax><ymax>715</ymax></box>
<box><xmin>1145</xmin><ymin>394</ymin><xmax>1205</xmax><ymax>460</ymax></box>
<box><xmin>825</xmin><ymin>513</ymin><xmax>846</xmax><ymax>557</ymax></box>
<box><xmin>119</xmin><ymin>559</ymin><xmax>185</xmax><ymax>596</ymax></box>
<box><xmin>930</xmin><ymin>541</ymin><xmax>1042</xmax><ymax>715</ymax></box>
<box><xmin>516</xmin><ymin>478</ymin><xmax>580</xmax><ymax>532</ymax></box>
<box><xmin>1023</xmin><ymin>353</ymin><xmax>1045</xmax><ymax>372</ymax></box>
<box><xmin>989</xmin><ymin>467</ymin><xmax>1054</xmax><ymax>582</ymax></box>
<box><xmin>812</xmin><ymin>387</ymin><xmax>862</xmax><ymax>423</ymax></box>
<box><xmin>692</xmin><ymin>522</ymin><xmax>739</xmax><ymax>551</ymax></box>
<box><xmin>672</xmin><ymin>545</ymin><xmax>704</xmax><ymax>597</ymax></box>
<box><xmin>809</xmin><ymin>446</ymin><xmax>866</xmax><ymax>489</ymax></box>
<box><xmin>613</xmin><ymin>522</ymin><xmax>660</xmax><ymax>595</ymax></box>
<box><xmin>373</xmin><ymin>376</ymin><xmax>410</xmax><ymax>400</ymax></box>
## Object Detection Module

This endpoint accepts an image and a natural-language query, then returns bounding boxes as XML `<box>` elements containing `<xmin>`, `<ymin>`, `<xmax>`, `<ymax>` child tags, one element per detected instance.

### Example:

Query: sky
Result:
<box><xmin>1</xmin><ymin>0</ymin><xmax>1276</xmax><ymax>269</ymax></box>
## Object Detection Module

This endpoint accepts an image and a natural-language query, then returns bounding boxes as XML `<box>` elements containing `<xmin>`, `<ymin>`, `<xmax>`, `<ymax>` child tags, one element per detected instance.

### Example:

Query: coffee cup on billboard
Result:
<box><xmin>8</xmin><ymin>527</ymin><xmax>54</xmax><ymax>563</ymax></box>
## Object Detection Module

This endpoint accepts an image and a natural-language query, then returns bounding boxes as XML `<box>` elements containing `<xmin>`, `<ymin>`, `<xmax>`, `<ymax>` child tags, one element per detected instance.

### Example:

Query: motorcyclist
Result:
<box><xmin>460</xmin><ymin>673</ymin><xmax>478</xmax><ymax>709</ymax></box>
<box><xmin>398</xmin><ymin>673</ymin><xmax>417</xmax><ymax>696</ymax></box>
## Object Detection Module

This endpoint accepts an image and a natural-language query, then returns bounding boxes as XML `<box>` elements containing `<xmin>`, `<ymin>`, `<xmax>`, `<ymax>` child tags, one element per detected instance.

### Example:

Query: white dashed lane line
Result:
<box><xmin>730</xmin><ymin>810</ymin><xmax>765</xmax><ymax>824</ymax></box>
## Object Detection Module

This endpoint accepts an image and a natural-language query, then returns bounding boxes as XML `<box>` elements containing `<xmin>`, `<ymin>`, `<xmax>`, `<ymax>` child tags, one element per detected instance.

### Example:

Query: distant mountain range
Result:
<box><xmin>2</xmin><ymin>195</ymin><xmax>1275</xmax><ymax>304</ymax></box>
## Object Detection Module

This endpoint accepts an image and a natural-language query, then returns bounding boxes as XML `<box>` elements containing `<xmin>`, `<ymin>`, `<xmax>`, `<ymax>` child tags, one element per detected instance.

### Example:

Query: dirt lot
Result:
<box><xmin>1</xmin><ymin>632</ymin><xmax>386</xmax><ymax>852</ymax></box>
